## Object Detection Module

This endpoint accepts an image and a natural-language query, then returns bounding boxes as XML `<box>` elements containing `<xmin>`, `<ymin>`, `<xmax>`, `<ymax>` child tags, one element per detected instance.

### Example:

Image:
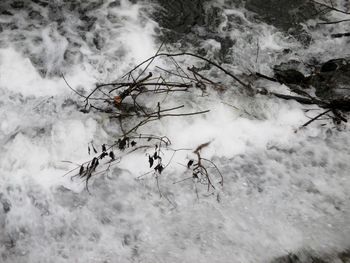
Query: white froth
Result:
<box><xmin>0</xmin><ymin>1</ymin><xmax>349</xmax><ymax>263</ymax></box>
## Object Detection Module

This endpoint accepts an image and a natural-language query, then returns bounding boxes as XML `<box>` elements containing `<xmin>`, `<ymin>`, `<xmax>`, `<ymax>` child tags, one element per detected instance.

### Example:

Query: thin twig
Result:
<box><xmin>301</xmin><ymin>109</ymin><xmax>332</xmax><ymax>128</ymax></box>
<box><xmin>123</xmin><ymin>52</ymin><xmax>249</xmax><ymax>88</ymax></box>
<box><xmin>317</xmin><ymin>18</ymin><xmax>350</xmax><ymax>24</ymax></box>
<box><xmin>310</xmin><ymin>0</ymin><xmax>350</xmax><ymax>14</ymax></box>
<box><xmin>61</xmin><ymin>74</ymin><xmax>87</xmax><ymax>98</ymax></box>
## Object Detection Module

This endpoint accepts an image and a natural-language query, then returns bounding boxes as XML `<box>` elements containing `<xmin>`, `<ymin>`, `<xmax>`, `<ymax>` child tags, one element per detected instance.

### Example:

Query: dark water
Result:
<box><xmin>156</xmin><ymin>0</ymin><xmax>315</xmax><ymax>44</ymax></box>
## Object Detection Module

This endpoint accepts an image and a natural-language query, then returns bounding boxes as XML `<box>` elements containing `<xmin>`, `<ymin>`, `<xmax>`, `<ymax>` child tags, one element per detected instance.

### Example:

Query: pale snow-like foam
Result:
<box><xmin>0</xmin><ymin>48</ymin><xmax>96</xmax><ymax>97</ymax></box>
<box><xmin>0</xmin><ymin>1</ymin><xmax>349</xmax><ymax>262</ymax></box>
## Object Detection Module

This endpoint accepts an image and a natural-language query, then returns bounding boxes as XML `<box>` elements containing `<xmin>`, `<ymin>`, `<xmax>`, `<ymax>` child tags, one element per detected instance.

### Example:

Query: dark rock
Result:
<box><xmin>274</xmin><ymin>69</ymin><xmax>307</xmax><ymax>85</ymax></box>
<box><xmin>320</xmin><ymin>60</ymin><xmax>339</xmax><ymax>73</ymax></box>
<box><xmin>272</xmin><ymin>57</ymin><xmax>350</xmax><ymax>105</ymax></box>
<box><xmin>310</xmin><ymin>58</ymin><xmax>350</xmax><ymax>100</ymax></box>
<box><xmin>273</xmin><ymin>60</ymin><xmax>310</xmax><ymax>86</ymax></box>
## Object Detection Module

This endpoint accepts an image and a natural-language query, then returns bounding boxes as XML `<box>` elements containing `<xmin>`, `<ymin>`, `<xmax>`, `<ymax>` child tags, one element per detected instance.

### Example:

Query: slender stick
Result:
<box><xmin>123</xmin><ymin>52</ymin><xmax>249</xmax><ymax>88</ymax></box>
<box><xmin>318</xmin><ymin>18</ymin><xmax>350</xmax><ymax>24</ymax></box>
<box><xmin>301</xmin><ymin>109</ymin><xmax>332</xmax><ymax>128</ymax></box>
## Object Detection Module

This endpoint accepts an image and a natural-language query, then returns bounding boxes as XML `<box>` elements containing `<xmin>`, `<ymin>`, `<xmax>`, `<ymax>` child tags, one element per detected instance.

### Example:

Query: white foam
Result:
<box><xmin>0</xmin><ymin>1</ymin><xmax>349</xmax><ymax>262</ymax></box>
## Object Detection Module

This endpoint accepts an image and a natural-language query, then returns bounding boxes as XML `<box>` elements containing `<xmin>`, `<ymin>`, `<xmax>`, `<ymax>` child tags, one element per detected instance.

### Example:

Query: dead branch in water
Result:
<box><xmin>122</xmin><ymin>52</ymin><xmax>250</xmax><ymax>88</ymax></box>
<box><xmin>331</xmin><ymin>32</ymin><xmax>350</xmax><ymax>38</ymax></box>
<box><xmin>62</xmin><ymin>51</ymin><xmax>227</xmax><ymax>195</ymax></box>
<box><xmin>62</xmin><ymin>46</ymin><xmax>349</xmax><ymax>195</ymax></box>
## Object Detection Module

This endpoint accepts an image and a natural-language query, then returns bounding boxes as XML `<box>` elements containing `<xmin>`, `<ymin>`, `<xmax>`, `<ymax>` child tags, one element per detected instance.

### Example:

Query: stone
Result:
<box><xmin>274</xmin><ymin>69</ymin><xmax>307</xmax><ymax>85</ymax></box>
<box><xmin>310</xmin><ymin>58</ymin><xmax>350</xmax><ymax>101</ymax></box>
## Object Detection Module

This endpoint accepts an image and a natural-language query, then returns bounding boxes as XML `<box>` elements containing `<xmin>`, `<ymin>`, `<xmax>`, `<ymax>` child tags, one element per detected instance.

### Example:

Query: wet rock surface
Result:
<box><xmin>274</xmin><ymin>69</ymin><xmax>308</xmax><ymax>86</ymax></box>
<box><xmin>273</xmin><ymin>58</ymin><xmax>350</xmax><ymax>102</ymax></box>
<box><xmin>311</xmin><ymin>58</ymin><xmax>350</xmax><ymax>100</ymax></box>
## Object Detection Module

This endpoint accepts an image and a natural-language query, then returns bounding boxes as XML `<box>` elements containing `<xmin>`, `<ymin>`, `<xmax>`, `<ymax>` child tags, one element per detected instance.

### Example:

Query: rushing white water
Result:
<box><xmin>0</xmin><ymin>0</ymin><xmax>349</xmax><ymax>262</ymax></box>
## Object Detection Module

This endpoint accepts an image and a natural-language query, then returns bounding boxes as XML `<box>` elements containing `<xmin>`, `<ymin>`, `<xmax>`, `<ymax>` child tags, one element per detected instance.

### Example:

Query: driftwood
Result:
<box><xmin>62</xmin><ymin>51</ymin><xmax>230</xmax><ymax>194</ymax></box>
<box><xmin>255</xmin><ymin>66</ymin><xmax>349</xmax><ymax>128</ymax></box>
<box><xmin>331</xmin><ymin>32</ymin><xmax>350</xmax><ymax>38</ymax></box>
<box><xmin>62</xmin><ymin>47</ymin><xmax>349</xmax><ymax>193</ymax></box>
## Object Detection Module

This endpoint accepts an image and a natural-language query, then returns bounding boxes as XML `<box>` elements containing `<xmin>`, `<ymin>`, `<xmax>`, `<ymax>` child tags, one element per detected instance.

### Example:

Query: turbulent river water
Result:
<box><xmin>0</xmin><ymin>0</ymin><xmax>349</xmax><ymax>262</ymax></box>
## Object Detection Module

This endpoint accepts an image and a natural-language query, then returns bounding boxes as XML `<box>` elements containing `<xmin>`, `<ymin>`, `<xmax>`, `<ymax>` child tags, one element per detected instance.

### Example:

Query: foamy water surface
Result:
<box><xmin>0</xmin><ymin>0</ymin><xmax>349</xmax><ymax>262</ymax></box>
